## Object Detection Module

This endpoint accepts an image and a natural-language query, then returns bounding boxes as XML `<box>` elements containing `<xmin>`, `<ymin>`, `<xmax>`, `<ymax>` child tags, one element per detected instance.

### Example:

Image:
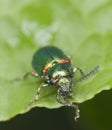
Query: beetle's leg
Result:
<box><xmin>23</xmin><ymin>71</ymin><xmax>38</xmax><ymax>79</ymax></box>
<box><xmin>28</xmin><ymin>83</ymin><xmax>48</xmax><ymax>107</ymax></box>
<box><xmin>69</xmin><ymin>102</ymin><xmax>80</xmax><ymax>121</ymax></box>
<box><xmin>56</xmin><ymin>89</ymin><xmax>65</xmax><ymax>104</ymax></box>
<box><xmin>56</xmin><ymin>89</ymin><xmax>80</xmax><ymax>121</ymax></box>
<box><xmin>12</xmin><ymin>71</ymin><xmax>38</xmax><ymax>82</ymax></box>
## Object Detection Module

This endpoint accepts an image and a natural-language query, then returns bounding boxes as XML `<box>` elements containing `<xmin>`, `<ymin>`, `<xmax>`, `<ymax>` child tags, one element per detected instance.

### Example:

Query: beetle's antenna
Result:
<box><xmin>76</xmin><ymin>65</ymin><xmax>100</xmax><ymax>84</ymax></box>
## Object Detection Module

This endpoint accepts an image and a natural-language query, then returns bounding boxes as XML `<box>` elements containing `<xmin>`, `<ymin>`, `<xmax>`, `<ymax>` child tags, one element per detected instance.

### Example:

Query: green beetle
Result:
<box><xmin>23</xmin><ymin>46</ymin><xmax>99</xmax><ymax>121</ymax></box>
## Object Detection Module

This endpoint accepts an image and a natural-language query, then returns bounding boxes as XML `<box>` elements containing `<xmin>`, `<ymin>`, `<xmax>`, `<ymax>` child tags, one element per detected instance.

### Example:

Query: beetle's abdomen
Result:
<box><xmin>32</xmin><ymin>46</ymin><xmax>70</xmax><ymax>76</ymax></box>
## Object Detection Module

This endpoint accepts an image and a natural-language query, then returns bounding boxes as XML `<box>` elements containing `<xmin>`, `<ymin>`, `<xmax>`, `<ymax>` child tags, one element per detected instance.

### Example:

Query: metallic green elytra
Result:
<box><xmin>24</xmin><ymin>46</ymin><xmax>99</xmax><ymax>121</ymax></box>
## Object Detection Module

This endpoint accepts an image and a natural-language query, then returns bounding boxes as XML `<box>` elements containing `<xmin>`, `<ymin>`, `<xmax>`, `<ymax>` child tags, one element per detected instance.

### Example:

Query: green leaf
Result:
<box><xmin>0</xmin><ymin>0</ymin><xmax>112</xmax><ymax>121</ymax></box>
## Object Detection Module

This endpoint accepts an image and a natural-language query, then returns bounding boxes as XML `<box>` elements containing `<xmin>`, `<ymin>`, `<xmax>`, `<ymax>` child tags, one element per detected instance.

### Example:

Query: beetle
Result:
<box><xmin>22</xmin><ymin>46</ymin><xmax>99</xmax><ymax>121</ymax></box>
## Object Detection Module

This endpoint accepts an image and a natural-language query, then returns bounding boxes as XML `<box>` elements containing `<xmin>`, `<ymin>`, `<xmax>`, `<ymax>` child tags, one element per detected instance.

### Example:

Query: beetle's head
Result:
<box><xmin>57</xmin><ymin>76</ymin><xmax>73</xmax><ymax>95</ymax></box>
<box><xmin>51</xmin><ymin>69</ymin><xmax>73</xmax><ymax>95</ymax></box>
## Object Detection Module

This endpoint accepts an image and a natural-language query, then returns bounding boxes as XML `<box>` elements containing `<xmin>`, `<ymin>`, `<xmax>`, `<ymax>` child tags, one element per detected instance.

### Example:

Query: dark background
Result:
<box><xmin>0</xmin><ymin>89</ymin><xmax>112</xmax><ymax>130</ymax></box>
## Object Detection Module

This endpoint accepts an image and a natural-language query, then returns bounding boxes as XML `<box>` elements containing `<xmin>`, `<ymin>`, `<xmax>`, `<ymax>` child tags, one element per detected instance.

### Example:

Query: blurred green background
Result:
<box><xmin>0</xmin><ymin>0</ymin><xmax>112</xmax><ymax>130</ymax></box>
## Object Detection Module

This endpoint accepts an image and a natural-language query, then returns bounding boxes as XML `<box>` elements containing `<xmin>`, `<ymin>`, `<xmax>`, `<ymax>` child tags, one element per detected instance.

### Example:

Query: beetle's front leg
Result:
<box><xmin>56</xmin><ymin>89</ymin><xmax>80</xmax><ymax>121</ymax></box>
<box><xmin>69</xmin><ymin>102</ymin><xmax>80</xmax><ymax>121</ymax></box>
<box><xmin>28</xmin><ymin>82</ymin><xmax>48</xmax><ymax>107</ymax></box>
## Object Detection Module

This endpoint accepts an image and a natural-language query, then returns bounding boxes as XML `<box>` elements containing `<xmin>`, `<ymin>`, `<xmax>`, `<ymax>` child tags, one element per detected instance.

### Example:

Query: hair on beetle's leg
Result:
<box><xmin>28</xmin><ymin>82</ymin><xmax>48</xmax><ymax>107</ymax></box>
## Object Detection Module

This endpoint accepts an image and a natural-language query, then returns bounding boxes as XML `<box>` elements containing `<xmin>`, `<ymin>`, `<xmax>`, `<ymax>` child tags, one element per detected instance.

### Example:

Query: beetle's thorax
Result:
<box><xmin>43</xmin><ymin>58</ymin><xmax>70</xmax><ymax>76</ymax></box>
<box><xmin>44</xmin><ymin>61</ymin><xmax>74</xmax><ymax>92</ymax></box>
